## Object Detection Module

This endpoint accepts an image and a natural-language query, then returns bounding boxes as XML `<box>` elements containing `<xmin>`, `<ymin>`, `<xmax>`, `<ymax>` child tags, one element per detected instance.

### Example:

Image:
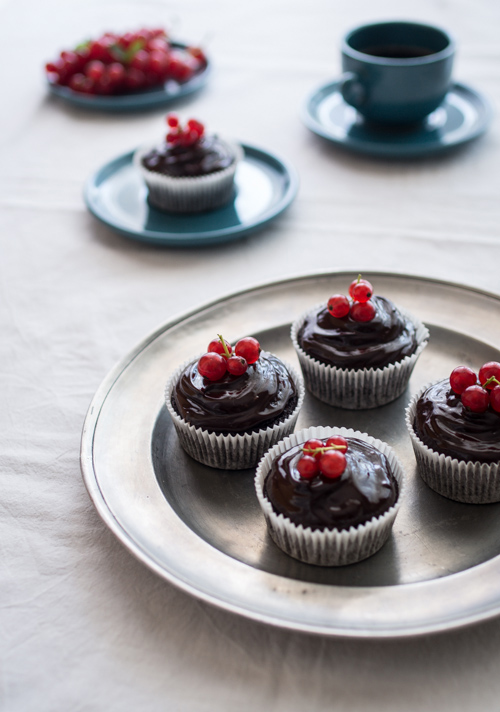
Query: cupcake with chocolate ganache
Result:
<box><xmin>406</xmin><ymin>362</ymin><xmax>500</xmax><ymax>503</ymax></box>
<box><xmin>255</xmin><ymin>426</ymin><xmax>405</xmax><ymax>566</ymax></box>
<box><xmin>166</xmin><ymin>335</ymin><xmax>304</xmax><ymax>470</ymax></box>
<box><xmin>134</xmin><ymin>114</ymin><xmax>242</xmax><ymax>213</ymax></box>
<box><xmin>291</xmin><ymin>275</ymin><xmax>429</xmax><ymax>409</ymax></box>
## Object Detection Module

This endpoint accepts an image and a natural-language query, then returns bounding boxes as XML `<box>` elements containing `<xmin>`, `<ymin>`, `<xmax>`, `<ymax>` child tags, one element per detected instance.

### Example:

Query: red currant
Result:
<box><xmin>478</xmin><ymin>362</ymin><xmax>500</xmax><ymax>390</ymax></box>
<box><xmin>226</xmin><ymin>356</ymin><xmax>248</xmax><ymax>376</ymax></box>
<box><xmin>319</xmin><ymin>451</ymin><xmax>346</xmax><ymax>479</ymax></box>
<box><xmin>130</xmin><ymin>49</ymin><xmax>150</xmax><ymax>71</ymax></box>
<box><xmin>234</xmin><ymin>337</ymin><xmax>260</xmax><ymax>364</ymax></box>
<box><xmin>350</xmin><ymin>300</ymin><xmax>376</xmax><ymax>322</ymax></box>
<box><xmin>207</xmin><ymin>337</ymin><xmax>232</xmax><ymax>358</ymax></box>
<box><xmin>349</xmin><ymin>276</ymin><xmax>373</xmax><ymax>303</ymax></box>
<box><xmin>69</xmin><ymin>73</ymin><xmax>88</xmax><ymax>92</ymax></box>
<box><xmin>302</xmin><ymin>439</ymin><xmax>325</xmax><ymax>458</ymax></box>
<box><xmin>108</xmin><ymin>62</ymin><xmax>125</xmax><ymax>86</ymax></box>
<box><xmin>197</xmin><ymin>353</ymin><xmax>227</xmax><ymax>381</ymax></box>
<box><xmin>325</xmin><ymin>436</ymin><xmax>348</xmax><ymax>452</ymax></box>
<box><xmin>490</xmin><ymin>385</ymin><xmax>500</xmax><ymax>413</ymax></box>
<box><xmin>125</xmin><ymin>67</ymin><xmax>146</xmax><ymax>89</ymax></box>
<box><xmin>327</xmin><ymin>294</ymin><xmax>350</xmax><ymax>318</ymax></box>
<box><xmin>461</xmin><ymin>385</ymin><xmax>489</xmax><ymax>413</ymax></box>
<box><xmin>296</xmin><ymin>455</ymin><xmax>319</xmax><ymax>479</ymax></box>
<box><xmin>449</xmin><ymin>366</ymin><xmax>477</xmax><ymax>395</ymax></box>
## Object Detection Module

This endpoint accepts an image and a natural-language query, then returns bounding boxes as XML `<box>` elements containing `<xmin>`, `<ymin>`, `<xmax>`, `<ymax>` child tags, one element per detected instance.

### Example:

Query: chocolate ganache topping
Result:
<box><xmin>141</xmin><ymin>135</ymin><xmax>234</xmax><ymax>178</ymax></box>
<box><xmin>264</xmin><ymin>437</ymin><xmax>398</xmax><ymax>531</ymax></box>
<box><xmin>414</xmin><ymin>379</ymin><xmax>500</xmax><ymax>463</ymax></box>
<box><xmin>298</xmin><ymin>295</ymin><xmax>418</xmax><ymax>369</ymax></box>
<box><xmin>172</xmin><ymin>352</ymin><xmax>298</xmax><ymax>434</ymax></box>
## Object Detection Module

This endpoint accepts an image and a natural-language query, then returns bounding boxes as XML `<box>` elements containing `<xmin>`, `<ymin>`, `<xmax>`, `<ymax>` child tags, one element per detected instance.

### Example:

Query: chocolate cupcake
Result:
<box><xmin>255</xmin><ymin>426</ymin><xmax>405</xmax><ymax>566</ymax></box>
<box><xmin>291</xmin><ymin>276</ymin><xmax>429</xmax><ymax>409</ymax></box>
<box><xmin>134</xmin><ymin>114</ymin><xmax>242</xmax><ymax>213</ymax></box>
<box><xmin>166</xmin><ymin>335</ymin><xmax>304</xmax><ymax>470</ymax></box>
<box><xmin>406</xmin><ymin>362</ymin><xmax>500</xmax><ymax>503</ymax></box>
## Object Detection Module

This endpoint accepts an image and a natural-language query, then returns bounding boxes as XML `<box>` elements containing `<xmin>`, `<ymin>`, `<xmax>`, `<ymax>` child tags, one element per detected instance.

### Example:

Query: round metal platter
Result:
<box><xmin>80</xmin><ymin>273</ymin><xmax>500</xmax><ymax>637</ymax></box>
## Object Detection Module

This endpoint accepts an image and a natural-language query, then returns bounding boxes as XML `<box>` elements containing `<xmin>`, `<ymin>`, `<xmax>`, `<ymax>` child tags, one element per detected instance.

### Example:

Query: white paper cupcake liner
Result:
<box><xmin>291</xmin><ymin>304</ymin><xmax>429</xmax><ymax>409</ymax></box>
<box><xmin>134</xmin><ymin>140</ymin><xmax>243</xmax><ymax>213</ymax></box>
<box><xmin>165</xmin><ymin>356</ymin><xmax>305</xmax><ymax>470</ymax></box>
<box><xmin>255</xmin><ymin>426</ymin><xmax>405</xmax><ymax>566</ymax></box>
<box><xmin>406</xmin><ymin>382</ymin><xmax>500</xmax><ymax>503</ymax></box>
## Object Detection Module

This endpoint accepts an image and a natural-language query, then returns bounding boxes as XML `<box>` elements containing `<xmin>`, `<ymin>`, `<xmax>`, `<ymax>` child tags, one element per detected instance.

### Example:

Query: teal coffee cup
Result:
<box><xmin>340</xmin><ymin>21</ymin><xmax>455</xmax><ymax>125</ymax></box>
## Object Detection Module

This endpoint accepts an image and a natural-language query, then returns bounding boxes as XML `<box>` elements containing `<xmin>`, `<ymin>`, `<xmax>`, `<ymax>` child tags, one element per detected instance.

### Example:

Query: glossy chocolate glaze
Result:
<box><xmin>172</xmin><ymin>352</ymin><xmax>297</xmax><ymax>434</ymax></box>
<box><xmin>264</xmin><ymin>437</ymin><xmax>398</xmax><ymax>531</ymax></box>
<box><xmin>141</xmin><ymin>135</ymin><xmax>234</xmax><ymax>177</ymax></box>
<box><xmin>414</xmin><ymin>379</ymin><xmax>500</xmax><ymax>463</ymax></box>
<box><xmin>297</xmin><ymin>295</ymin><xmax>418</xmax><ymax>369</ymax></box>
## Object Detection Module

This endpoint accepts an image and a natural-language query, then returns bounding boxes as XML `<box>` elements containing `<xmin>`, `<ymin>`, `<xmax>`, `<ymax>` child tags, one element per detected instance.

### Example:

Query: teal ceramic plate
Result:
<box><xmin>84</xmin><ymin>144</ymin><xmax>298</xmax><ymax>246</ymax></box>
<box><xmin>48</xmin><ymin>42</ymin><xmax>210</xmax><ymax>112</ymax></box>
<box><xmin>302</xmin><ymin>80</ymin><xmax>492</xmax><ymax>157</ymax></box>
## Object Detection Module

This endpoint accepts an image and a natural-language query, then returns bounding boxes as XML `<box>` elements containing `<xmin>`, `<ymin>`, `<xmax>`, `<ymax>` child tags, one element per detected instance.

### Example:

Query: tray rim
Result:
<box><xmin>80</xmin><ymin>271</ymin><xmax>500</xmax><ymax>638</ymax></box>
<box><xmin>83</xmin><ymin>143</ymin><xmax>299</xmax><ymax>246</ymax></box>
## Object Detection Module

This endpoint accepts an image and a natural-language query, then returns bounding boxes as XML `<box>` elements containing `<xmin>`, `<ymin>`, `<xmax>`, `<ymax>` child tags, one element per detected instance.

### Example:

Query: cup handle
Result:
<box><xmin>339</xmin><ymin>71</ymin><xmax>366</xmax><ymax>107</ymax></box>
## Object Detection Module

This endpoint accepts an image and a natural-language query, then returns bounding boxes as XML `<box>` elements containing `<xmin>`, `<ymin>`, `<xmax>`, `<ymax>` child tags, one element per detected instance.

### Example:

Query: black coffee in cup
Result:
<box><xmin>361</xmin><ymin>44</ymin><xmax>435</xmax><ymax>59</ymax></box>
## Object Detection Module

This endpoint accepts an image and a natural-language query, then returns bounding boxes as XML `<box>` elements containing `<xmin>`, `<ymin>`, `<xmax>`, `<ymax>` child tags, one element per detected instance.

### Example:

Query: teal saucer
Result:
<box><xmin>302</xmin><ymin>80</ymin><xmax>492</xmax><ymax>157</ymax></box>
<box><xmin>48</xmin><ymin>42</ymin><xmax>210</xmax><ymax>112</ymax></box>
<box><xmin>84</xmin><ymin>144</ymin><xmax>298</xmax><ymax>246</ymax></box>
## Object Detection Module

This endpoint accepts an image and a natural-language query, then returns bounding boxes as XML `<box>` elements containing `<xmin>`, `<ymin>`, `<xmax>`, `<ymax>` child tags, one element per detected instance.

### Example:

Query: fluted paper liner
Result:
<box><xmin>406</xmin><ymin>382</ymin><xmax>500</xmax><ymax>503</ymax></box>
<box><xmin>165</xmin><ymin>356</ymin><xmax>305</xmax><ymax>470</ymax></box>
<box><xmin>255</xmin><ymin>426</ymin><xmax>405</xmax><ymax>566</ymax></box>
<box><xmin>134</xmin><ymin>140</ymin><xmax>243</xmax><ymax>213</ymax></box>
<box><xmin>291</xmin><ymin>304</ymin><xmax>429</xmax><ymax>409</ymax></box>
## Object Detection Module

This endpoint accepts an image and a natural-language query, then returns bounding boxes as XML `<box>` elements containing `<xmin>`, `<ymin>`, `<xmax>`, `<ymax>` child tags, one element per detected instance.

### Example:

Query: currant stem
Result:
<box><xmin>483</xmin><ymin>375</ymin><xmax>500</xmax><ymax>388</ymax></box>
<box><xmin>217</xmin><ymin>334</ymin><xmax>231</xmax><ymax>358</ymax></box>
<box><xmin>302</xmin><ymin>445</ymin><xmax>347</xmax><ymax>456</ymax></box>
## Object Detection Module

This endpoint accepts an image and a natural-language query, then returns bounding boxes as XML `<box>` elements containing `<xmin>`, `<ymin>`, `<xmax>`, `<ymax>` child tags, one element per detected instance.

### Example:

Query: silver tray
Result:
<box><xmin>80</xmin><ymin>272</ymin><xmax>500</xmax><ymax>638</ymax></box>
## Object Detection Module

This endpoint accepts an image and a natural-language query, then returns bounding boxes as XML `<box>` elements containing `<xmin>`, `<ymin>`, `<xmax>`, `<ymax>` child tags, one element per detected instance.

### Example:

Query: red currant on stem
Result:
<box><xmin>327</xmin><ymin>294</ymin><xmax>350</xmax><ymax>318</ymax></box>
<box><xmin>478</xmin><ymin>362</ymin><xmax>500</xmax><ymax>389</ymax></box>
<box><xmin>349</xmin><ymin>275</ymin><xmax>373</xmax><ymax>303</ymax></box>
<box><xmin>302</xmin><ymin>439</ymin><xmax>325</xmax><ymax>458</ymax></box>
<box><xmin>198</xmin><ymin>352</ymin><xmax>227</xmax><ymax>381</ymax></box>
<box><xmin>449</xmin><ymin>366</ymin><xmax>477</xmax><ymax>395</ymax></box>
<box><xmin>208</xmin><ymin>335</ymin><xmax>232</xmax><ymax>357</ymax></box>
<box><xmin>461</xmin><ymin>385</ymin><xmax>489</xmax><ymax>413</ymax></box>
<box><xmin>234</xmin><ymin>337</ymin><xmax>260</xmax><ymax>364</ymax></box>
<box><xmin>319</xmin><ymin>450</ymin><xmax>346</xmax><ymax>479</ymax></box>
<box><xmin>490</xmin><ymin>385</ymin><xmax>500</xmax><ymax>413</ymax></box>
<box><xmin>351</xmin><ymin>300</ymin><xmax>376</xmax><ymax>322</ymax></box>
<box><xmin>326</xmin><ymin>436</ymin><xmax>348</xmax><ymax>451</ymax></box>
<box><xmin>297</xmin><ymin>455</ymin><xmax>319</xmax><ymax>479</ymax></box>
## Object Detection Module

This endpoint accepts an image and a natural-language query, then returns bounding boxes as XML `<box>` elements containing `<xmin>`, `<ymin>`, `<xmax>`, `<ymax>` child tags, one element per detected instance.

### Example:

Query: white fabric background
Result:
<box><xmin>1</xmin><ymin>0</ymin><xmax>500</xmax><ymax>709</ymax></box>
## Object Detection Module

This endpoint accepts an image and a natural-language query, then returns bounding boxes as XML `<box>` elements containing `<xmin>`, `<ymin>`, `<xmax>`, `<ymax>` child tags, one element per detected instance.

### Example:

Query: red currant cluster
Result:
<box><xmin>450</xmin><ymin>362</ymin><xmax>500</xmax><ymax>413</ymax></box>
<box><xmin>45</xmin><ymin>28</ymin><xmax>207</xmax><ymax>95</ymax></box>
<box><xmin>166</xmin><ymin>115</ymin><xmax>205</xmax><ymax>147</ymax></box>
<box><xmin>197</xmin><ymin>335</ymin><xmax>261</xmax><ymax>381</ymax></box>
<box><xmin>327</xmin><ymin>275</ymin><xmax>375</xmax><ymax>323</ymax></box>
<box><xmin>296</xmin><ymin>437</ymin><xmax>348</xmax><ymax>480</ymax></box>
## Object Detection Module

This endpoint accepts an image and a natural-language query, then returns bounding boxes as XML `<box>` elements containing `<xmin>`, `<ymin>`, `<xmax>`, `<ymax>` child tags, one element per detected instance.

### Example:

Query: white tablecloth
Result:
<box><xmin>2</xmin><ymin>0</ymin><xmax>500</xmax><ymax>709</ymax></box>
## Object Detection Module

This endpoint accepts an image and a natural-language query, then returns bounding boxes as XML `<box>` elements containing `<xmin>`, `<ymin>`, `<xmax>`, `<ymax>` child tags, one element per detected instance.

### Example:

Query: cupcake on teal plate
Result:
<box><xmin>134</xmin><ymin>114</ymin><xmax>243</xmax><ymax>213</ymax></box>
